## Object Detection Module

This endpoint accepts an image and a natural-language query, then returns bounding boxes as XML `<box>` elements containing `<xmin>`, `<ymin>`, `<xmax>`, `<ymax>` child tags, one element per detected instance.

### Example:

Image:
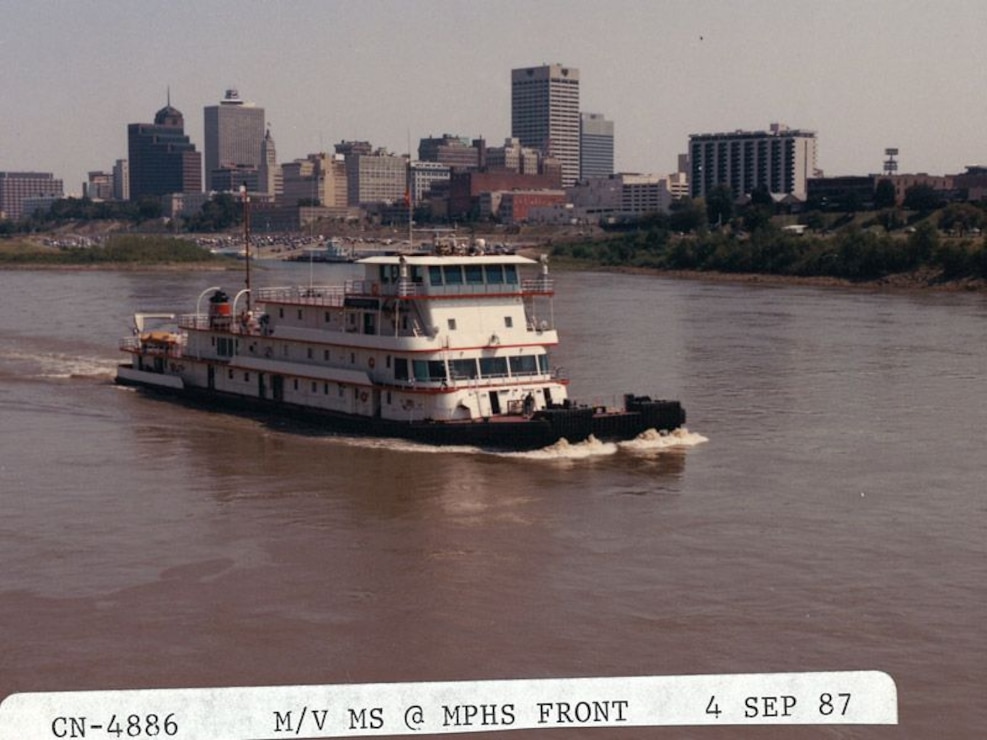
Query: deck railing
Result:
<box><xmin>256</xmin><ymin>285</ymin><xmax>348</xmax><ymax>306</ymax></box>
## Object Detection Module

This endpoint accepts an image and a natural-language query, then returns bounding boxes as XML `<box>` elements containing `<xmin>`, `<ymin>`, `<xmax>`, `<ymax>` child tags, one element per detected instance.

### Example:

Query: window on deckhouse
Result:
<box><xmin>412</xmin><ymin>359</ymin><xmax>447</xmax><ymax>382</ymax></box>
<box><xmin>510</xmin><ymin>355</ymin><xmax>539</xmax><ymax>376</ymax></box>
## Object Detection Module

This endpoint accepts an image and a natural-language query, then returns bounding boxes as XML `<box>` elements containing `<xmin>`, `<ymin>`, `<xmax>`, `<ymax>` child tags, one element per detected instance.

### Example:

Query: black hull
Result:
<box><xmin>117</xmin><ymin>372</ymin><xmax>685</xmax><ymax>452</ymax></box>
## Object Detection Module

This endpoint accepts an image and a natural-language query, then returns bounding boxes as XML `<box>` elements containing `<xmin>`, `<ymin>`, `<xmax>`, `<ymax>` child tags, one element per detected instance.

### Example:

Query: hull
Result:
<box><xmin>116</xmin><ymin>365</ymin><xmax>685</xmax><ymax>452</ymax></box>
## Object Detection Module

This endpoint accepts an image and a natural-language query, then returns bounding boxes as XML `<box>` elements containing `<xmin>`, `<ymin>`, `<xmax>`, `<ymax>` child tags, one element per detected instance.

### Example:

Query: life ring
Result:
<box><xmin>368</xmin><ymin>356</ymin><xmax>376</xmax><ymax>369</ymax></box>
<box><xmin>360</xmin><ymin>390</ymin><xmax>369</xmax><ymax>403</ymax></box>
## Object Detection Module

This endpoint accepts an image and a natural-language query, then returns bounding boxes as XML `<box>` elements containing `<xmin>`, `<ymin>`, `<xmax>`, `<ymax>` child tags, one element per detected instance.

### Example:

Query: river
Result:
<box><xmin>0</xmin><ymin>262</ymin><xmax>984</xmax><ymax>738</ymax></box>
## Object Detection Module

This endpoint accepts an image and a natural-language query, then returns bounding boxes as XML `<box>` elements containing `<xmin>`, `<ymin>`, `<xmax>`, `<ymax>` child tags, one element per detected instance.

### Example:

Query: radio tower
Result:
<box><xmin>883</xmin><ymin>148</ymin><xmax>899</xmax><ymax>177</ymax></box>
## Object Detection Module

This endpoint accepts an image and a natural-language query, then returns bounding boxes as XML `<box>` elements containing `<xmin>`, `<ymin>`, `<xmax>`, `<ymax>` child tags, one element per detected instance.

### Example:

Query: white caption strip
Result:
<box><xmin>1</xmin><ymin>671</ymin><xmax>896</xmax><ymax>739</ymax></box>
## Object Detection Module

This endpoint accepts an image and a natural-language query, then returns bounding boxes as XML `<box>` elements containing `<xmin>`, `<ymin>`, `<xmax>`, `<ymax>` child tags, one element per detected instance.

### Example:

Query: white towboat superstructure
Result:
<box><xmin>117</xmin><ymin>240</ymin><xmax>685</xmax><ymax>450</ymax></box>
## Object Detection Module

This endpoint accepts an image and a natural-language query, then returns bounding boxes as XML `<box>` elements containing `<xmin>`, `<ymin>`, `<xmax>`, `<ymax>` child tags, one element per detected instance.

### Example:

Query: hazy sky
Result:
<box><xmin>4</xmin><ymin>0</ymin><xmax>987</xmax><ymax>194</ymax></box>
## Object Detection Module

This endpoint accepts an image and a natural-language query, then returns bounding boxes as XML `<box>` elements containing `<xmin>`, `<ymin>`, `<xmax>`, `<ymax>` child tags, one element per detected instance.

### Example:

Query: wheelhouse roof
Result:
<box><xmin>357</xmin><ymin>254</ymin><xmax>538</xmax><ymax>266</ymax></box>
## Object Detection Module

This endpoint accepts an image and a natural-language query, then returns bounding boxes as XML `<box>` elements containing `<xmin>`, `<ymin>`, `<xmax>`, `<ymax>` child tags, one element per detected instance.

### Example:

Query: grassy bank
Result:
<box><xmin>550</xmin><ymin>220</ymin><xmax>987</xmax><ymax>289</ymax></box>
<box><xmin>0</xmin><ymin>234</ymin><xmax>233</xmax><ymax>268</ymax></box>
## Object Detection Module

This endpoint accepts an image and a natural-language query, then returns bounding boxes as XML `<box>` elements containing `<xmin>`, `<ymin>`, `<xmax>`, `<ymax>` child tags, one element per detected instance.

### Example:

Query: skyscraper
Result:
<box><xmin>579</xmin><ymin>113</ymin><xmax>614</xmax><ymax>181</ymax></box>
<box><xmin>259</xmin><ymin>128</ymin><xmax>281</xmax><ymax>198</ymax></box>
<box><xmin>127</xmin><ymin>100</ymin><xmax>202</xmax><ymax>200</ymax></box>
<box><xmin>113</xmin><ymin>159</ymin><xmax>129</xmax><ymax>201</ymax></box>
<box><xmin>203</xmin><ymin>89</ymin><xmax>265</xmax><ymax>191</ymax></box>
<box><xmin>511</xmin><ymin>64</ymin><xmax>580</xmax><ymax>187</ymax></box>
<box><xmin>0</xmin><ymin>172</ymin><xmax>64</xmax><ymax>220</ymax></box>
<box><xmin>688</xmin><ymin>123</ymin><xmax>818</xmax><ymax>199</ymax></box>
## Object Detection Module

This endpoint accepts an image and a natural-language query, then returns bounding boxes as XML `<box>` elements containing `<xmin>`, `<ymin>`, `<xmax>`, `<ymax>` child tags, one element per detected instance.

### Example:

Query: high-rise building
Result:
<box><xmin>511</xmin><ymin>64</ymin><xmax>580</xmax><ymax>187</ymax></box>
<box><xmin>689</xmin><ymin>123</ymin><xmax>818</xmax><ymax>199</ymax></box>
<box><xmin>279</xmin><ymin>153</ymin><xmax>346</xmax><ymax>209</ymax></box>
<box><xmin>127</xmin><ymin>100</ymin><xmax>202</xmax><ymax>200</ymax></box>
<box><xmin>409</xmin><ymin>161</ymin><xmax>451</xmax><ymax>204</ymax></box>
<box><xmin>579</xmin><ymin>113</ymin><xmax>614</xmax><ymax>181</ymax></box>
<box><xmin>418</xmin><ymin>135</ymin><xmax>481</xmax><ymax>170</ymax></box>
<box><xmin>0</xmin><ymin>171</ymin><xmax>64</xmax><ymax>220</ymax></box>
<box><xmin>113</xmin><ymin>159</ymin><xmax>129</xmax><ymax>201</ymax></box>
<box><xmin>259</xmin><ymin>129</ymin><xmax>281</xmax><ymax>197</ymax></box>
<box><xmin>85</xmin><ymin>171</ymin><xmax>114</xmax><ymax>200</ymax></box>
<box><xmin>203</xmin><ymin>89</ymin><xmax>266</xmax><ymax>191</ymax></box>
<box><xmin>344</xmin><ymin>150</ymin><xmax>407</xmax><ymax>207</ymax></box>
<box><xmin>485</xmin><ymin>138</ymin><xmax>542</xmax><ymax>175</ymax></box>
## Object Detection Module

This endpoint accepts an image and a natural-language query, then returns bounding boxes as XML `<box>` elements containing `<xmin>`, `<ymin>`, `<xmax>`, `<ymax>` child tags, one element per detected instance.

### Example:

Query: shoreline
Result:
<box><xmin>537</xmin><ymin>254</ymin><xmax>987</xmax><ymax>293</ymax></box>
<box><xmin>608</xmin><ymin>266</ymin><xmax>987</xmax><ymax>293</ymax></box>
<box><xmin>4</xmin><ymin>254</ymin><xmax>985</xmax><ymax>293</ymax></box>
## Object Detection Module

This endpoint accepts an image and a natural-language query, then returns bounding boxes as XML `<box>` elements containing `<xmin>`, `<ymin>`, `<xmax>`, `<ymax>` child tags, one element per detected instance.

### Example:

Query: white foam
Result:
<box><xmin>326</xmin><ymin>435</ymin><xmax>480</xmax><ymax>455</ymax></box>
<box><xmin>5</xmin><ymin>349</ymin><xmax>118</xmax><ymax>380</ymax></box>
<box><xmin>307</xmin><ymin>427</ymin><xmax>708</xmax><ymax>461</ymax></box>
<box><xmin>502</xmin><ymin>434</ymin><xmax>620</xmax><ymax>461</ymax></box>
<box><xmin>618</xmin><ymin>427</ymin><xmax>709</xmax><ymax>453</ymax></box>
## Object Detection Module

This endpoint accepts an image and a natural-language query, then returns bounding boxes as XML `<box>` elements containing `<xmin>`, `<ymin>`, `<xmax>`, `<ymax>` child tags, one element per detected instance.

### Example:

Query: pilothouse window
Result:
<box><xmin>510</xmin><ymin>355</ymin><xmax>538</xmax><ymax>376</ymax></box>
<box><xmin>465</xmin><ymin>265</ymin><xmax>483</xmax><ymax>284</ymax></box>
<box><xmin>480</xmin><ymin>357</ymin><xmax>508</xmax><ymax>377</ymax></box>
<box><xmin>394</xmin><ymin>358</ymin><xmax>409</xmax><ymax>380</ymax></box>
<box><xmin>450</xmin><ymin>358</ymin><xmax>479</xmax><ymax>379</ymax></box>
<box><xmin>412</xmin><ymin>359</ymin><xmax>447</xmax><ymax>382</ymax></box>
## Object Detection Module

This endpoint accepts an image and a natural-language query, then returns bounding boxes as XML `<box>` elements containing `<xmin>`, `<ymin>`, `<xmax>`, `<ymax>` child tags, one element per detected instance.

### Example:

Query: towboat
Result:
<box><xmin>116</xmin><ymin>241</ymin><xmax>685</xmax><ymax>450</ymax></box>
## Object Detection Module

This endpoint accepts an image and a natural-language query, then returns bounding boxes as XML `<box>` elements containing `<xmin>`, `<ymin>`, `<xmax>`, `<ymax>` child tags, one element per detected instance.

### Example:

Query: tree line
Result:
<box><xmin>0</xmin><ymin>193</ymin><xmax>245</xmax><ymax>235</ymax></box>
<box><xmin>554</xmin><ymin>195</ymin><xmax>987</xmax><ymax>282</ymax></box>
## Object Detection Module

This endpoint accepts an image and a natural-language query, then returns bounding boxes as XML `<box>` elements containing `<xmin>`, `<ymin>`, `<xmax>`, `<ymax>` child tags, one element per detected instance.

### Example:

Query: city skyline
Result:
<box><xmin>4</xmin><ymin>0</ymin><xmax>987</xmax><ymax>194</ymax></box>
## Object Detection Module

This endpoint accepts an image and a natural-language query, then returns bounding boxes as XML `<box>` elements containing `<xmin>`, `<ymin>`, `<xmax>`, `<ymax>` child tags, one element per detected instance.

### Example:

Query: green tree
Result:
<box><xmin>873</xmin><ymin>179</ymin><xmax>897</xmax><ymax>209</ymax></box>
<box><xmin>668</xmin><ymin>198</ymin><xmax>707</xmax><ymax>233</ymax></box>
<box><xmin>187</xmin><ymin>193</ymin><xmax>239</xmax><ymax>232</ymax></box>
<box><xmin>705</xmin><ymin>185</ymin><xmax>734</xmax><ymax>227</ymax></box>
<box><xmin>135</xmin><ymin>196</ymin><xmax>163</xmax><ymax>222</ymax></box>
<box><xmin>903</xmin><ymin>184</ymin><xmax>941</xmax><ymax>212</ymax></box>
<box><xmin>905</xmin><ymin>220</ymin><xmax>939</xmax><ymax>266</ymax></box>
<box><xmin>938</xmin><ymin>203</ymin><xmax>984</xmax><ymax>235</ymax></box>
<box><xmin>749</xmin><ymin>184</ymin><xmax>773</xmax><ymax>207</ymax></box>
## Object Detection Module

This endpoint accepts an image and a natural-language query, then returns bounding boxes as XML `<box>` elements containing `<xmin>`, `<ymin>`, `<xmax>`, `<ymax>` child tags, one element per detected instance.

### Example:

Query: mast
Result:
<box><xmin>240</xmin><ymin>183</ymin><xmax>251</xmax><ymax>312</ymax></box>
<box><xmin>405</xmin><ymin>142</ymin><xmax>413</xmax><ymax>248</ymax></box>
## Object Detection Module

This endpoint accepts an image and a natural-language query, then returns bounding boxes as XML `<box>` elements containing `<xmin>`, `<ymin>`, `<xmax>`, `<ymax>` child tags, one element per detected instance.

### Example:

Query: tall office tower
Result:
<box><xmin>127</xmin><ymin>100</ymin><xmax>202</xmax><ymax>200</ymax></box>
<box><xmin>579</xmin><ymin>112</ymin><xmax>614</xmax><ymax>180</ymax></box>
<box><xmin>344</xmin><ymin>151</ymin><xmax>407</xmax><ymax>206</ymax></box>
<box><xmin>511</xmin><ymin>64</ymin><xmax>580</xmax><ymax>187</ymax></box>
<box><xmin>113</xmin><ymin>159</ymin><xmax>129</xmax><ymax>201</ymax></box>
<box><xmin>688</xmin><ymin>123</ymin><xmax>818</xmax><ymax>199</ymax></box>
<box><xmin>259</xmin><ymin>128</ymin><xmax>282</xmax><ymax>197</ymax></box>
<box><xmin>85</xmin><ymin>171</ymin><xmax>114</xmax><ymax>200</ymax></box>
<box><xmin>0</xmin><ymin>172</ymin><xmax>64</xmax><ymax>220</ymax></box>
<box><xmin>279</xmin><ymin>153</ymin><xmax>346</xmax><ymax>208</ymax></box>
<box><xmin>203</xmin><ymin>89</ymin><xmax>265</xmax><ymax>191</ymax></box>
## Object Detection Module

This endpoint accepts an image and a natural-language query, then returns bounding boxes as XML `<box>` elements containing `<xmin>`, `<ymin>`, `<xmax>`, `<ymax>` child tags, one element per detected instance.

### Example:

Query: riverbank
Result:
<box><xmin>607</xmin><ymin>264</ymin><xmax>987</xmax><ymax>292</ymax></box>
<box><xmin>532</xmin><ymin>250</ymin><xmax>987</xmax><ymax>293</ymax></box>
<box><xmin>6</xmin><ymin>237</ymin><xmax>985</xmax><ymax>291</ymax></box>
